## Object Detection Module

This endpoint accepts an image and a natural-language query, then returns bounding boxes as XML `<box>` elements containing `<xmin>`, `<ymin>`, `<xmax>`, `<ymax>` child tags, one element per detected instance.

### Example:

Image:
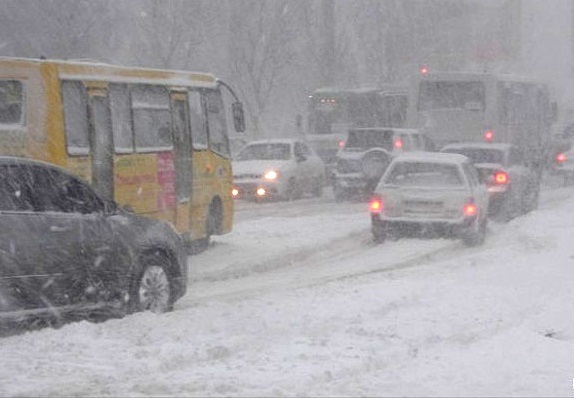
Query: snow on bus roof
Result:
<box><xmin>421</xmin><ymin>71</ymin><xmax>549</xmax><ymax>86</ymax></box>
<box><xmin>441</xmin><ymin>142</ymin><xmax>513</xmax><ymax>151</ymax></box>
<box><xmin>0</xmin><ymin>56</ymin><xmax>218</xmax><ymax>88</ymax></box>
<box><xmin>312</xmin><ymin>85</ymin><xmax>408</xmax><ymax>95</ymax></box>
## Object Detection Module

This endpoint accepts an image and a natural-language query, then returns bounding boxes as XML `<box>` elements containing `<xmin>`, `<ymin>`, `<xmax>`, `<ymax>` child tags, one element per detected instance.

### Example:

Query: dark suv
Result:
<box><xmin>333</xmin><ymin>128</ymin><xmax>432</xmax><ymax>200</ymax></box>
<box><xmin>0</xmin><ymin>157</ymin><xmax>187</xmax><ymax>330</ymax></box>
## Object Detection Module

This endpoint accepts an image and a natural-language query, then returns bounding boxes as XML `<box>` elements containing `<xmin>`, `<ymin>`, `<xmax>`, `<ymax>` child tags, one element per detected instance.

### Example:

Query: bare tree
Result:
<box><xmin>228</xmin><ymin>0</ymin><xmax>301</xmax><ymax>140</ymax></box>
<box><xmin>0</xmin><ymin>0</ymin><xmax>118</xmax><ymax>60</ymax></box>
<box><xmin>127</xmin><ymin>0</ymin><xmax>207</xmax><ymax>69</ymax></box>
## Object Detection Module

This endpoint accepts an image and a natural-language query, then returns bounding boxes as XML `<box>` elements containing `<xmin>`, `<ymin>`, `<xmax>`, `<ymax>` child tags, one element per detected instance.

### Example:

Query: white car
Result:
<box><xmin>232</xmin><ymin>139</ymin><xmax>326</xmax><ymax>201</ymax></box>
<box><xmin>370</xmin><ymin>152</ymin><xmax>489</xmax><ymax>246</ymax></box>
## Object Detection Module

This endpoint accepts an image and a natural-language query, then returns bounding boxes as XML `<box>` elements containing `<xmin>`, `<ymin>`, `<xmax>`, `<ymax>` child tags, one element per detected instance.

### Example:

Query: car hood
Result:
<box><xmin>232</xmin><ymin>160</ymin><xmax>292</xmax><ymax>176</ymax></box>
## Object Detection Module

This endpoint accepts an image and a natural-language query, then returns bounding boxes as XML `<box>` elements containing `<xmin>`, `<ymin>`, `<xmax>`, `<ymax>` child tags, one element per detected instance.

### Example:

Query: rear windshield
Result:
<box><xmin>383</xmin><ymin>162</ymin><xmax>464</xmax><ymax>188</ymax></box>
<box><xmin>235</xmin><ymin>143</ymin><xmax>291</xmax><ymax>161</ymax></box>
<box><xmin>345</xmin><ymin>130</ymin><xmax>393</xmax><ymax>151</ymax></box>
<box><xmin>443</xmin><ymin>148</ymin><xmax>504</xmax><ymax>164</ymax></box>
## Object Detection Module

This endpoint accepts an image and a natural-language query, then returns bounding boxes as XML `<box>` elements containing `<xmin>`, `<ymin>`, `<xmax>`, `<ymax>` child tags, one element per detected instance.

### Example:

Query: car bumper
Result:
<box><xmin>371</xmin><ymin>214</ymin><xmax>476</xmax><ymax>236</ymax></box>
<box><xmin>233</xmin><ymin>180</ymin><xmax>282</xmax><ymax>199</ymax></box>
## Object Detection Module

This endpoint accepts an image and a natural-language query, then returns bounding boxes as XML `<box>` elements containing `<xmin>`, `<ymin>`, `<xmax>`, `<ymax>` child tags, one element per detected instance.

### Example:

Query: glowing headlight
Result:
<box><xmin>264</xmin><ymin>170</ymin><xmax>279</xmax><ymax>180</ymax></box>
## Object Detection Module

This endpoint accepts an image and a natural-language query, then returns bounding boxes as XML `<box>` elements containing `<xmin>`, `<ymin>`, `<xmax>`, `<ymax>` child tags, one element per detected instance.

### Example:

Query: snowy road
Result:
<box><xmin>0</xmin><ymin>185</ymin><xmax>573</xmax><ymax>396</ymax></box>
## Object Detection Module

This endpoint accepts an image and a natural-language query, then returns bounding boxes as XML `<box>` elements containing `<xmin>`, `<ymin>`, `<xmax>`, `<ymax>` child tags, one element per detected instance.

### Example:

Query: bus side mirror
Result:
<box><xmin>232</xmin><ymin>102</ymin><xmax>246</xmax><ymax>133</ymax></box>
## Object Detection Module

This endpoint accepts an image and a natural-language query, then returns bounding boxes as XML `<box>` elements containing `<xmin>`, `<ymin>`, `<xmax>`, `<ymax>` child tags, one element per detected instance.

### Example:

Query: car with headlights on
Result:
<box><xmin>441</xmin><ymin>142</ymin><xmax>539</xmax><ymax>220</ymax></box>
<box><xmin>370</xmin><ymin>152</ymin><xmax>488</xmax><ymax>246</ymax></box>
<box><xmin>232</xmin><ymin>139</ymin><xmax>326</xmax><ymax>201</ymax></box>
<box><xmin>334</xmin><ymin>128</ymin><xmax>432</xmax><ymax>201</ymax></box>
<box><xmin>0</xmin><ymin>157</ymin><xmax>187</xmax><ymax>333</ymax></box>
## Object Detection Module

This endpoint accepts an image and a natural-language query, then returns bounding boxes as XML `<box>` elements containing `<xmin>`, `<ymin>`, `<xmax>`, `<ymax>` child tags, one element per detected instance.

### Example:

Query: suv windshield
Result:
<box><xmin>236</xmin><ymin>143</ymin><xmax>291</xmax><ymax>161</ymax></box>
<box><xmin>443</xmin><ymin>148</ymin><xmax>504</xmax><ymax>164</ymax></box>
<box><xmin>383</xmin><ymin>162</ymin><xmax>464</xmax><ymax>188</ymax></box>
<box><xmin>345</xmin><ymin>129</ymin><xmax>394</xmax><ymax>152</ymax></box>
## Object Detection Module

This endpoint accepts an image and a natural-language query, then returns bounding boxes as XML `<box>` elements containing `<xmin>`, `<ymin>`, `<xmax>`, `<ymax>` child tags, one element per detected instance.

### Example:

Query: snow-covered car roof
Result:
<box><xmin>441</xmin><ymin>142</ymin><xmax>513</xmax><ymax>152</ymax></box>
<box><xmin>392</xmin><ymin>152</ymin><xmax>469</xmax><ymax>165</ymax></box>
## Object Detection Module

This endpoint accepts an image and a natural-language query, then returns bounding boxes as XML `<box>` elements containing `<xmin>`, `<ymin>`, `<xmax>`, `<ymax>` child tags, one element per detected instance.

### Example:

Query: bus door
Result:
<box><xmin>87</xmin><ymin>88</ymin><xmax>114</xmax><ymax>201</ymax></box>
<box><xmin>170</xmin><ymin>92</ymin><xmax>193</xmax><ymax>233</ymax></box>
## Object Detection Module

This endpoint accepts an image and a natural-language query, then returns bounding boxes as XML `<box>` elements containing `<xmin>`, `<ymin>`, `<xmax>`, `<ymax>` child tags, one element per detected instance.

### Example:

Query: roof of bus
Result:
<box><xmin>348</xmin><ymin>127</ymin><xmax>420</xmax><ymax>135</ymax></box>
<box><xmin>420</xmin><ymin>71</ymin><xmax>549</xmax><ymax>86</ymax></box>
<box><xmin>312</xmin><ymin>85</ymin><xmax>408</xmax><ymax>95</ymax></box>
<box><xmin>441</xmin><ymin>142</ymin><xmax>514</xmax><ymax>151</ymax></box>
<box><xmin>0</xmin><ymin>56</ymin><xmax>218</xmax><ymax>88</ymax></box>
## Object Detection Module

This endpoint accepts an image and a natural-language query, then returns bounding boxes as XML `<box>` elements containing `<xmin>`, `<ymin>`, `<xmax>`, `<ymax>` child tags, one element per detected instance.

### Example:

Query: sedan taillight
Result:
<box><xmin>369</xmin><ymin>195</ymin><xmax>383</xmax><ymax>214</ymax></box>
<box><xmin>494</xmin><ymin>171</ymin><xmax>509</xmax><ymax>185</ymax></box>
<box><xmin>463</xmin><ymin>202</ymin><xmax>478</xmax><ymax>217</ymax></box>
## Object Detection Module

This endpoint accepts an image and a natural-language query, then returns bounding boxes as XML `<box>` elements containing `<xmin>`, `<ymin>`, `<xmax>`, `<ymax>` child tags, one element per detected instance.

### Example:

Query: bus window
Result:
<box><xmin>132</xmin><ymin>85</ymin><xmax>172</xmax><ymax>152</ymax></box>
<box><xmin>189</xmin><ymin>90</ymin><xmax>207</xmax><ymax>150</ymax></box>
<box><xmin>62</xmin><ymin>80</ymin><xmax>89</xmax><ymax>155</ymax></box>
<box><xmin>0</xmin><ymin>80</ymin><xmax>25</xmax><ymax>127</ymax></box>
<box><xmin>205</xmin><ymin>89</ymin><xmax>230</xmax><ymax>157</ymax></box>
<box><xmin>418</xmin><ymin>81</ymin><xmax>485</xmax><ymax>111</ymax></box>
<box><xmin>109</xmin><ymin>84</ymin><xmax>133</xmax><ymax>154</ymax></box>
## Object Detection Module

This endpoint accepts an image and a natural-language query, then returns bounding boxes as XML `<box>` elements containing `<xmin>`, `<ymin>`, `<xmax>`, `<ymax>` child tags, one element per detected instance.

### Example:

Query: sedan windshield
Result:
<box><xmin>443</xmin><ymin>148</ymin><xmax>504</xmax><ymax>164</ymax></box>
<box><xmin>383</xmin><ymin>162</ymin><xmax>464</xmax><ymax>188</ymax></box>
<box><xmin>235</xmin><ymin>143</ymin><xmax>291</xmax><ymax>161</ymax></box>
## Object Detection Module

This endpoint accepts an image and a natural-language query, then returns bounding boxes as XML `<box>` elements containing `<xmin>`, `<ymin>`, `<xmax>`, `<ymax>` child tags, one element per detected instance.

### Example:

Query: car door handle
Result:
<box><xmin>50</xmin><ymin>225</ymin><xmax>71</xmax><ymax>232</ymax></box>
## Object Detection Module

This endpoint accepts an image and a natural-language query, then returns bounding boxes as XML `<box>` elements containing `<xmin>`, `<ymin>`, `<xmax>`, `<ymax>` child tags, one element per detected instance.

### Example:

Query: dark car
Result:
<box><xmin>333</xmin><ymin>128</ymin><xmax>432</xmax><ymax>200</ymax></box>
<box><xmin>0</xmin><ymin>157</ymin><xmax>187</xmax><ymax>331</ymax></box>
<box><xmin>441</xmin><ymin>142</ymin><xmax>540</xmax><ymax>221</ymax></box>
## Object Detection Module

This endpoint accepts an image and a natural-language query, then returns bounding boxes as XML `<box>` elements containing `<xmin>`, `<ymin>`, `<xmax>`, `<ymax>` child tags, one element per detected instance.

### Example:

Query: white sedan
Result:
<box><xmin>370</xmin><ymin>152</ymin><xmax>489</xmax><ymax>246</ymax></box>
<box><xmin>232</xmin><ymin>139</ymin><xmax>326</xmax><ymax>201</ymax></box>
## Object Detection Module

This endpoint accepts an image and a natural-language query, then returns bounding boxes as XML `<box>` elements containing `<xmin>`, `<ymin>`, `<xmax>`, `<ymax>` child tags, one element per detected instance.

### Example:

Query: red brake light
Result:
<box><xmin>370</xmin><ymin>196</ymin><xmax>383</xmax><ymax>214</ymax></box>
<box><xmin>464</xmin><ymin>203</ymin><xmax>478</xmax><ymax>217</ymax></box>
<box><xmin>484</xmin><ymin>130</ymin><xmax>494</xmax><ymax>142</ymax></box>
<box><xmin>556</xmin><ymin>153</ymin><xmax>566</xmax><ymax>163</ymax></box>
<box><xmin>338</xmin><ymin>140</ymin><xmax>345</xmax><ymax>149</ymax></box>
<box><xmin>420</xmin><ymin>65</ymin><xmax>428</xmax><ymax>76</ymax></box>
<box><xmin>394</xmin><ymin>138</ymin><xmax>403</xmax><ymax>149</ymax></box>
<box><xmin>494</xmin><ymin>171</ymin><xmax>509</xmax><ymax>185</ymax></box>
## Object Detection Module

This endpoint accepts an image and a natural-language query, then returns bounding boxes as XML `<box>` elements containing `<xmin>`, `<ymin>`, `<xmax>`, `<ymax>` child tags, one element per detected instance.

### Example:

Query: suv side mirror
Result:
<box><xmin>232</xmin><ymin>102</ymin><xmax>246</xmax><ymax>133</ymax></box>
<box><xmin>296</xmin><ymin>153</ymin><xmax>307</xmax><ymax>163</ymax></box>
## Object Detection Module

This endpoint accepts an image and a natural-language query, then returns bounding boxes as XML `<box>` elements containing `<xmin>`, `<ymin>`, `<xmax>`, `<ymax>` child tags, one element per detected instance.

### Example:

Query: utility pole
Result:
<box><xmin>322</xmin><ymin>0</ymin><xmax>336</xmax><ymax>87</ymax></box>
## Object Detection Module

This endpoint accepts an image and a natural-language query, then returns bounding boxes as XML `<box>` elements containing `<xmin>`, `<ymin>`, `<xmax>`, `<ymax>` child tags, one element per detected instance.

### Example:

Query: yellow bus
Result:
<box><xmin>0</xmin><ymin>57</ymin><xmax>245</xmax><ymax>251</ymax></box>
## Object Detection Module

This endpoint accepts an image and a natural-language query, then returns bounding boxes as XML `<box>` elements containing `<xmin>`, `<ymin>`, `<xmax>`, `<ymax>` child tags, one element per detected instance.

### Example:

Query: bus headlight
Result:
<box><xmin>264</xmin><ymin>170</ymin><xmax>279</xmax><ymax>181</ymax></box>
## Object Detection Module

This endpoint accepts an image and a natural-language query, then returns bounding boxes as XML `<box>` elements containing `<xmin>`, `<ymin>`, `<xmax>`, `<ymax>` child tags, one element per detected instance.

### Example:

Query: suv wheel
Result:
<box><xmin>131</xmin><ymin>255</ymin><xmax>173</xmax><ymax>314</ymax></box>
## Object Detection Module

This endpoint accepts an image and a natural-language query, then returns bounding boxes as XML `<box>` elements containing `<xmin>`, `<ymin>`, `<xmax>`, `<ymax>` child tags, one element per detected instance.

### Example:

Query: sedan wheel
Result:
<box><xmin>137</xmin><ymin>265</ymin><xmax>172</xmax><ymax>313</ymax></box>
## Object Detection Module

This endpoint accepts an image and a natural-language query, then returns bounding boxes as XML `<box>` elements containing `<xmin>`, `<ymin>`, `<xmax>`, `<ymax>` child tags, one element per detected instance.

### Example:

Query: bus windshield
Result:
<box><xmin>418</xmin><ymin>81</ymin><xmax>485</xmax><ymax>111</ymax></box>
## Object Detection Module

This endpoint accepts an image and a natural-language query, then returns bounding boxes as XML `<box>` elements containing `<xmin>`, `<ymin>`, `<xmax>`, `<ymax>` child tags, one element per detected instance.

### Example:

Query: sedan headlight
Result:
<box><xmin>264</xmin><ymin>170</ymin><xmax>279</xmax><ymax>181</ymax></box>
